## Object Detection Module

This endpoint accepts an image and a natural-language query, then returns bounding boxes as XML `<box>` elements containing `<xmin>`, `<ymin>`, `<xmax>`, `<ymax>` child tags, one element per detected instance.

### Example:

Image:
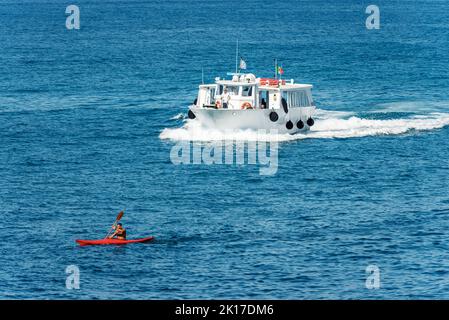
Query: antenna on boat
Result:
<box><xmin>235</xmin><ymin>40</ymin><xmax>239</xmax><ymax>73</ymax></box>
<box><xmin>274</xmin><ymin>58</ymin><xmax>278</xmax><ymax>80</ymax></box>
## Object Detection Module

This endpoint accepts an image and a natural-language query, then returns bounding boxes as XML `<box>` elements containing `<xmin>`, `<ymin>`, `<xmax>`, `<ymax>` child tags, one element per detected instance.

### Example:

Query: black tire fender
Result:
<box><xmin>281</xmin><ymin>98</ymin><xmax>288</xmax><ymax>114</ymax></box>
<box><xmin>269</xmin><ymin>111</ymin><xmax>279</xmax><ymax>122</ymax></box>
<box><xmin>307</xmin><ymin>118</ymin><xmax>314</xmax><ymax>126</ymax></box>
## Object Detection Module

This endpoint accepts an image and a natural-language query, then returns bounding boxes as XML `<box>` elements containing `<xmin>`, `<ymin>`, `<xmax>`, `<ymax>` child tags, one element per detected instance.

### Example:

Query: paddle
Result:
<box><xmin>105</xmin><ymin>210</ymin><xmax>124</xmax><ymax>239</ymax></box>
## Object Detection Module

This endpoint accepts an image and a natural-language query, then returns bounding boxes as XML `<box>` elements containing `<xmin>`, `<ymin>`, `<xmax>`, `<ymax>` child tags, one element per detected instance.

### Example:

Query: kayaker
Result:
<box><xmin>109</xmin><ymin>222</ymin><xmax>126</xmax><ymax>240</ymax></box>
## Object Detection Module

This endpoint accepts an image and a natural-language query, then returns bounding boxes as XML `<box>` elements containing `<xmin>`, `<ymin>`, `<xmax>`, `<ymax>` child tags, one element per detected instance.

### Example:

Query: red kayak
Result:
<box><xmin>76</xmin><ymin>236</ymin><xmax>154</xmax><ymax>246</ymax></box>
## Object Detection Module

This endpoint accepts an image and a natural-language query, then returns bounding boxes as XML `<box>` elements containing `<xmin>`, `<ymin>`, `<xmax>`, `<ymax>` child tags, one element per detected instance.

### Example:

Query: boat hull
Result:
<box><xmin>76</xmin><ymin>236</ymin><xmax>154</xmax><ymax>246</ymax></box>
<box><xmin>189</xmin><ymin>106</ymin><xmax>316</xmax><ymax>134</ymax></box>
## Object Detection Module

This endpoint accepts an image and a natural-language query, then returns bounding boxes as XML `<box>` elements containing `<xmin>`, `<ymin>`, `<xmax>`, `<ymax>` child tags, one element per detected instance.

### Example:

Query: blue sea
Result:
<box><xmin>1</xmin><ymin>0</ymin><xmax>449</xmax><ymax>299</ymax></box>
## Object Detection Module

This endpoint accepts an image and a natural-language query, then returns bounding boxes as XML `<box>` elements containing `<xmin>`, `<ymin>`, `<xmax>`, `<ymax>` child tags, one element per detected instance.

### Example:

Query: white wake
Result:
<box><xmin>160</xmin><ymin>109</ymin><xmax>449</xmax><ymax>142</ymax></box>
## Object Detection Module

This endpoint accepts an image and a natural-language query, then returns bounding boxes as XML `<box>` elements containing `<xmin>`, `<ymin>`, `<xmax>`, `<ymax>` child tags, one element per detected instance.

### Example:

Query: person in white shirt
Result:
<box><xmin>222</xmin><ymin>88</ymin><xmax>230</xmax><ymax>109</ymax></box>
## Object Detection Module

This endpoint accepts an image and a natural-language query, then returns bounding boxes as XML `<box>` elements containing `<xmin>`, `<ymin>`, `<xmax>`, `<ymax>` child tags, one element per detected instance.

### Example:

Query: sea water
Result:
<box><xmin>1</xmin><ymin>0</ymin><xmax>449</xmax><ymax>299</ymax></box>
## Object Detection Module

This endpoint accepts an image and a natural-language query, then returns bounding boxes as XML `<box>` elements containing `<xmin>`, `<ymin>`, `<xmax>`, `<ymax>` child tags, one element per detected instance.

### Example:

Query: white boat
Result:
<box><xmin>187</xmin><ymin>72</ymin><xmax>316</xmax><ymax>134</ymax></box>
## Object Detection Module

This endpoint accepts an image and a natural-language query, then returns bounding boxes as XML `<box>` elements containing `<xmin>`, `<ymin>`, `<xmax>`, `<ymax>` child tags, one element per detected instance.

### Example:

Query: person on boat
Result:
<box><xmin>109</xmin><ymin>222</ymin><xmax>126</xmax><ymax>240</ymax></box>
<box><xmin>222</xmin><ymin>88</ymin><xmax>230</xmax><ymax>109</ymax></box>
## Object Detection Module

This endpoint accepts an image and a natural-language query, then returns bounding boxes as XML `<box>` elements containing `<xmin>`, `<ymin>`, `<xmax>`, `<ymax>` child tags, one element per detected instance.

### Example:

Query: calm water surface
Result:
<box><xmin>1</xmin><ymin>0</ymin><xmax>449</xmax><ymax>299</ymax></box>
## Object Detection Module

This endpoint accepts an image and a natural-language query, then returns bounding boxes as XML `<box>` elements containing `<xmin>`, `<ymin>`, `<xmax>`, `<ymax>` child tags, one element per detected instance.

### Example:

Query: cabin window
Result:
<box><xmin>218</xmin><ymin>85</ymin><xmax>223</xmax><ymax>95</ymax></box>
<box><xmin>259</xmin><ymin>91</ymin><xmax>269</xmax><ymax>108</ymax></box>
<box><xmin>207</xmin><ymin>87</ymin><xmax>216</xmax><ymax>104</ymax></box>
<box><xmin>225</xmin><ymin>86</ymin><xmax>238</xmax><ymax>95</ymax></box>
<box><xmin>285</xmin><ymin>90</ymin><xmax>311</xmax><ymax>107</ymax></box>
<box><xmin>241</xmin><ymin>86</ymin><xmax>253</xmax><ymax>97</ymax></box>
<box><xmin>209</xmin><ymin>88</ymin><xmax>216</xmax><ymax>100</ymax></box>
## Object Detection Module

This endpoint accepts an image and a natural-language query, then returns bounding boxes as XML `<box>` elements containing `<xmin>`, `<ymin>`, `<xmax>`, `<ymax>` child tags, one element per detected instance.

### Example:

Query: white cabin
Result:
<box><xmin>195</xmin><ymin>73</ymin><xmax>314</xmax><ymax>111</ymax></box>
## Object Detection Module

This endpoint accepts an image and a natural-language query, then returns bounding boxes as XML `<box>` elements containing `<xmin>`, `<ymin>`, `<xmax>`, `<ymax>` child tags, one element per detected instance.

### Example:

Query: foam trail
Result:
<box><xmin>375</xmin><ymin>100</ymin><xmax>449</xmax><ymax>114</ymax></box>
<box><xmin>160</xmin><ymin>120</ymin><xmax>285</xmax><ymax>142</ymax></box>
<box><xmin>306</xmin><ymin>113</ymin><xmax>449</xmax><ymax>139</ymax></box>
<box><xmin>159</xmin><ymin>110</ymin><xmax>449</xmax><ymax>142</ymax></box>
<box><xmin>313</xmin><ymin>108</ymin><xmax>355</xmax><ymax>119</ymax></box>
<box><xmin>170</xmin><ymin>113</ymin><xmax>185</xmax><ymax>120</ymax></box>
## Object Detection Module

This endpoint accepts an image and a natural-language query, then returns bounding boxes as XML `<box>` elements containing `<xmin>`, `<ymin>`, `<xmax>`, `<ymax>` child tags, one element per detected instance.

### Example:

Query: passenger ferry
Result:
<box><xmin>187</xmin><ymin>69</ymin><xmax>316</xmax><ymax>134</ymax></box>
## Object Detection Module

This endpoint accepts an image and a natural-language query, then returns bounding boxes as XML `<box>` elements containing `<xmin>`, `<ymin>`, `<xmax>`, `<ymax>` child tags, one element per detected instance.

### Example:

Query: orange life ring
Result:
<box><xmin>241</xmin><ymin>102</ymin><xmax>253</xmax><ymax>110</ymax></box>
<box><xmin>215</xmin><ymin>100</ymin><xmax>221</xmax><ymax>109</ymax></box>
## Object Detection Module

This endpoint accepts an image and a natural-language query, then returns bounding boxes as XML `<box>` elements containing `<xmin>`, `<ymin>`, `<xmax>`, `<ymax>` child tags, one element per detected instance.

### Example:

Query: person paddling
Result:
<box><xmin>109</xmin><ymin>222</ymin><xmax>126</xmax><ymax>240</ymax></box>
<box><xmin>76</xmin><ymin>210</ymin><xmax>155</xmax><ymax>246</ymax></box>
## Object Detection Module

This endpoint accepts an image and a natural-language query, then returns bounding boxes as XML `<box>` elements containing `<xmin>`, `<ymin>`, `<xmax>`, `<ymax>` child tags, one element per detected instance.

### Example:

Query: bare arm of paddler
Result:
<box><xmin>108</xmin><ymin>225</ymin><xmax>118</xmax><ymax>239</ymax></box>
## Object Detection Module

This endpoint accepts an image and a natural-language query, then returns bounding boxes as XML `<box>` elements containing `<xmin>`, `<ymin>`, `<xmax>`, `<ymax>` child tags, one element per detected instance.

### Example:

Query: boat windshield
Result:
<box><xmin>241</xmin><ymin>86</ymin><xmax>253</xmax><ymax>97</ymax></box>
<box><xmin>218</xmin><ymin>85</ymin><xmax>239</xmax><ymax>96</ymax></box>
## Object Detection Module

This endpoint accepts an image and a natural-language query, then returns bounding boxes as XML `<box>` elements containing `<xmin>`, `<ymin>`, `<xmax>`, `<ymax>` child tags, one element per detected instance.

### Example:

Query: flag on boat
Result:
<box><xmin>239</xmin><ymin>57</ymin><xmax>247</xmax><ymax>70</ymax></box>
<box><xmin>277</xmin><ymin>66</ymin><xmax>284</xmax><ymax>75</ymax></box>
